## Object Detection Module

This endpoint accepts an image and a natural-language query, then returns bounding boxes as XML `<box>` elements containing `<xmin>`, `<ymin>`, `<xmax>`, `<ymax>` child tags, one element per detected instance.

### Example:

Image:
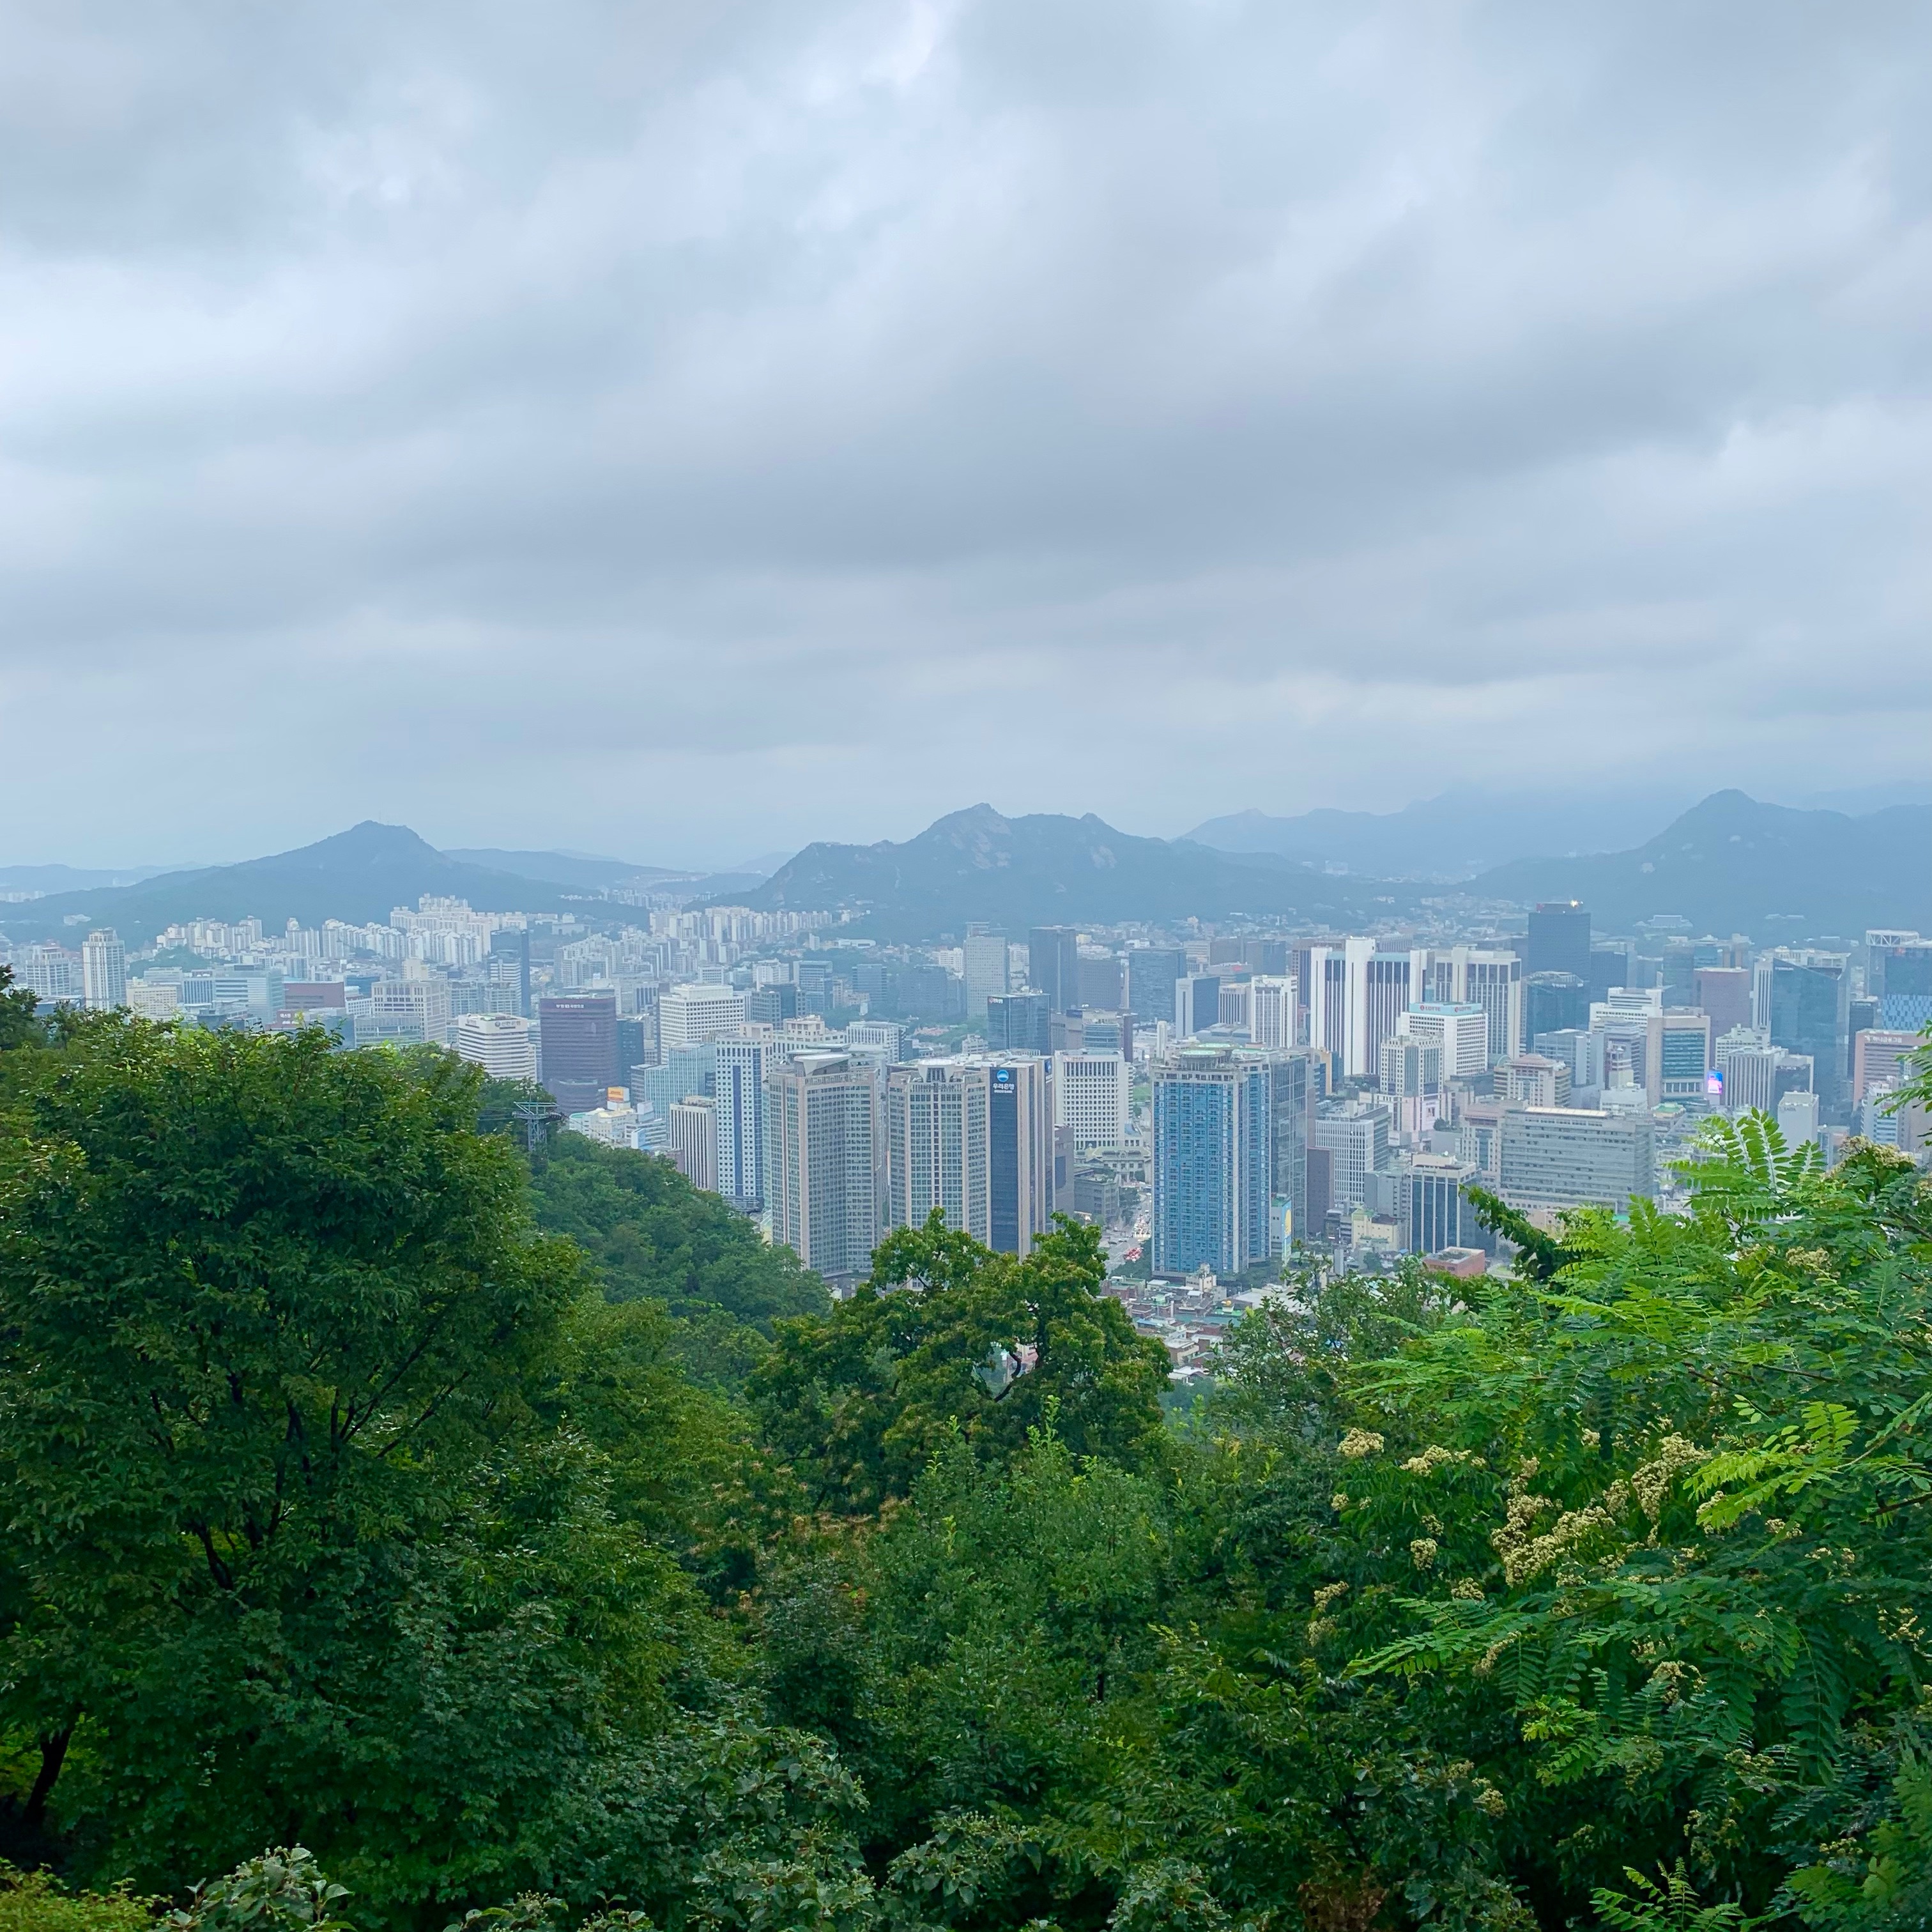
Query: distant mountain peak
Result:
<box><xmin>293</xmin><ymin>821</ymin><xmax>446</xmax><ymax>868</ymax></box>
<box><xmin>924</xmin><ymin>802</ymin><xmax>1012</xmax><ymax>836</ymax></box>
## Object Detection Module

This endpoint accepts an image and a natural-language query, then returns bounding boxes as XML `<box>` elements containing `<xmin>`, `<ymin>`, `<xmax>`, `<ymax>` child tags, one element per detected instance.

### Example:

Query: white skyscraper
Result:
<box><xmin>844</xmin><ymin>1018</ymin><xmax>907</xmax><ymax>1063</ymax></box>
<box><xmin>1248</xmin><ymin>975</ymin><xmax>1297</xmax><ymax>1050</ymax></box>
<box><xmin>962</xmin><ymin>928</ymin><xmax>1010</xmax><ymax>1019</ymax></box>
<box><xmin>1398</xmin><ymin>1002</ymin><xmax>1489</xmax><ymax>1082</ymax></box>
<box><xmin>1311</xmin><ymin>1099</ymin><xmax>1392</xmax><ymax>1212</ymax></box>
<box><xmin>80</xmin><ymin>928</ymin><xmax>128</xmax><ymax>1011</ymax></box>
<box><xmin>714</xmin><ymin>1035</ymin><xmax>769</xmax><ymax>1211</ymax></box>
<box><xmin>1054</xmin><ymin>1050</ymin><xmax>1131</xmax><ymax>1151</ymax></box>
<box><xmin>1777</xmin><ymin>1089</ymin><xmax>1823</xmax><ymax>1152</ymax></box>
<box><xmin>657</xmin><ymin>984</ymin><xmax>749</xmax><ymax>1049</ymax></box>
<box><xmin>453</xmin><ymin>1012</ymin><xmax>539</xmax><ymax>1082</ymax></box>
<box><xmin>670</xmin><ymin>1096</ymin><xmax>719</xmax><ymax>1192</ymax></box>
<box><xmin>365</xmin><ymin>977</ymin><xmax>453</xmax><ymax>1046</ymax></box>
<box><xmin>767</xmin><ymin>1052</ymin><xmax>885</xmax><ymax>1285</ymax></box>
<box><xmin>1305</xmin><ymin>945</ymin><xmax>1353</xmax><ymax>1061</ymax></box>
<box><xmin>884</xmin><ymin>1055</ymin><xmax>1055</xmax><ymax>1257</ymax></box>
<box><xmin>1429</xmin><ymin>948</ymin><xmax>1524</xmax><ymax>1066</ymax></box>
<box><xmin>1305</xmin><ymin>940</ymin><xmax>1429</xmax><ymax>1080</ymax></box>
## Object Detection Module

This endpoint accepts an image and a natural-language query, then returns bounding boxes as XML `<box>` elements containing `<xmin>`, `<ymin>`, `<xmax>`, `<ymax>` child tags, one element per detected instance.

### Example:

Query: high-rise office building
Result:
<box><xmin>793</xmin><ymin>959</ymin><xmax>832</xmax><ymax>1016</ymax></box>
<box><xmin>1848</xmin><ymin>997</ymin><xmax>1882</xmax><ymax>1082</ymax></box>
<box><xmin>669</xmin><ymin>1096</ymin><xmax>719</xmax><ymax>1193</ymax></box>
<box><xmin>1591</xmin><ymin>997</ymin><xmax>1669</xmax><ymax>1105</ymax></box>
<box><xmin>714</xmin><ymin>1036</ymin><xmax>770</xmax><ymax>1211</ymax></box>
<box><xmin>985</xmin><ymin>1058</ymin><xmax>1055</xmax><ymax>1254</ymax></box>
<box><xmin>1242</xmin><ymin>939</ymin><xmax>1291</xmax><ymax>977</ymax></box>
<box><xmin>1027</xmin><ymin>927</ymin><xmax>1082</xmax><ymax>1013</ymax></box>
<box><xmin>1693</xmin><ymin>967</ymin><xmax>1752</xmax><ymax>1042</ymax></box>
<box><xmin>1657</xmin><ymin>1009</ymin><xmax>1713</xmax><ymax>1104</ymax></box>
<box><xmin>1248</xmin><ymin>976</ymin><xmax>1297</xmax><ymax>1050</ymax></box>
<box><xmin>1307</xmin><ymin>940</ymin><xmax>1434</xmax><ymax>1079</ymax></box>
<box><xmin>1304</xmin><ymin>942</ymin><xmax>1357</xmax><ymax>1066</ymax></box>
<box><xmin>487</xmin><ymin>928</ymin><xmax>530</xmax><ymax>1015</ymax></box>
<box><xmin>80</xmin><ymin>928</ymin><xmax>128</xmax><ymax>1011</ymax></box>
<box><xmin>615</xmin><ymin>1013</ymin><xmax>654</xmax><ymax>1075</ymax></box>
<box><xmin>658</xmin><ymin>983</ymin><xmax>749</xmax><ymax>1049</ymax></box>
<box><xmin>1853</xmin><ymin>1030</ymin><xmax>1923</xmax><ymax>1106</ymax></box>
<box><xmin>1498</xmin><ymin>1107</ymin><xmax>1655</xmax><ymax>1215</ymax></box>
<box><xmin>1055</xmin><ymin>1050</ymin><xmax>1131</xmax><ymax>1150</ymax></box>
<box><xmin>1077</xmin><ymin>951</ymin><xmax>1125</xmax><ymax>1011</ymax></box>
<box><xmin>1869</xmin><ymin>936</ymin><xmax>1932</xmax><ymax>1001</ymax></box>
<box><xmin>843</xmin><ymin>1018</ymin><xmax>907</xmax><ymax>1064</ymax></box>
<box><xmin>885</xmin><ymin>1059</ymin><xmax>986</xmax><ymax>1243</ymax></box>
<box><xmin>986</xmin><ymin>992</ymin><xmax>1051</xmax><ymax>1055</ymax></box>
<box><xmin>1524</xmin><ymin>972</ymin><xmax>1589</xmax><ymax>1042</ymax></box>
<box><xmin>744</xmin><ymin>983</ymin><xmax>799</xmax><ymax>1028</ymax></box>
<box><xmin>366</xmin><ymin>976</ymin><xmax>452</xmax><ymax>1047</ymax></box>
<box><xmin>1174</xmin><ymin>973</ymin><xmax>1222</xmax><ymax>1039</ymax></box>
<box><xmin>1378</xmin><ymin>1034</ymin><xmax>1445</xmax><ymax>1142</ymax></box>
<box><xmin>766</xmin><ymin>1052</ymin><xmax>885</xmax><ymax>1285</ymax></box>
<box><xmin>1126</xmin><ymin>947</ymin><xmax>1186</xmax><ymax>1024</ymax></box>
<box><xmin>454</xmin><ymin>1012</ymin><xmax>538</xmax><ymax>1082</ymax></box>
<box><xmin>538</xmin><ymin>993</ymin><xmax>620</xmax><ymax>1113</ymax></box>
<box><xmin>1428</xmin><ymin>947</ymin><xmax>1524</xmax><ymax>1066</ymax></box>
<box><xmin>1714</xmin><ymin>1026</ymin><xmax>1812</xmax><ymax>1116</ymax></box>
<box><xmin>1254</xmin><ymin>1047</ymin><xmax>1314</xmax><ymax>1246</ymax></box>
<box><xmin>1527</xmin><ymin>903</ymin><xmax>1591</xmax><ymax>983</ymax></box>
<box><xmin>1532</xmin><ymin>1028</ymin><xmax>1591</xmax><ymax>1092</ymax></box>
<box><xmin>962</xmin><ymin>927</ymin><xmax>1010</xmax><ymax>1018</ymax></box>
<box><xmin>637</xmin><ymin>1043</ymin><xmax>717</xmax><ymax>1153</ymax></box>
<box><xmin>1311</xmin><ymin>1100</ymin><xmax>1392</xmax><ymax>1213</ymax></box>
<box><xmin>1497</xmin><ymin>1054</ymin><xmax>1572</xmax><ymax>1108</ymax></box>
<box><xmin>1151</xmin><ymin>1047</ymin><xmax>1273</xmax><ymax>1277</ymax></box>
<box><xmin>1767</xmin><ymin>956</ymin><xmax>1850</xmax><ymax>1116</ymax></box>
<box><xmin>884</xmin><ymin>1055</ymin><xmax>1054</xmax><ymax>1256</ymax></box>
<box><xmin>1397</xmin><ymin>1002</ymin><xmax>1489</xmax><ymax>1082</ymax></box>
<box><xmin>1777</xmin><ymin>1089</ymin><xmax>1823</xmax><ymax>1151</ymax></box>
<box><xmin>1589</xmin><ymin>943</ymin><xmax>1634</xmax><ymax>1002</ymax></box>
<box><xmin>1400</xmin><ymin>1153</ymin><xmax>1487</xmax><ymax>1257</ymax></box>
<box><xmin>1077</xmin><ymin>1010</ymin><xmax>1132</xmax><ymax>1057</ymax></box>
<box><xmin>1358</xmin><ymin>945</ymin><xmax>1429</xmax><ymax>1079</ymax></box>
<box><xmin>1361</xmin><ymin>949</ymin><xmax>1429</xmax><ymax>1076</ymax></box>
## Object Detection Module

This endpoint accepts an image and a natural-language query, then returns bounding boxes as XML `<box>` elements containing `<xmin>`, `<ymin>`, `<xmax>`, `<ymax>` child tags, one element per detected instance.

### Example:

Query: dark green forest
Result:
<box><xmin>4</xmin><ymin>968</ymin><xmax>1932</xmax><ymax>1932</ymax></box>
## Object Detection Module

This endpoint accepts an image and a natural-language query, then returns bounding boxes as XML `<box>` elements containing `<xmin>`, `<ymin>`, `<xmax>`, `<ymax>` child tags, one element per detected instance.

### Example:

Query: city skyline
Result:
<box><xmin>0</xmin><ymin>4</ymin><xmax>1925</xmax><ymax>866</ymax></box>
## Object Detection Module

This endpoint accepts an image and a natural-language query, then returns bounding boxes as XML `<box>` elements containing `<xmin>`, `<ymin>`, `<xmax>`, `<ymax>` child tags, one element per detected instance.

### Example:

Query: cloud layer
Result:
<box><xmin>1</xmin><ymin>0</ymin><xmax>1926</xmax><ymax>865</ymax></box>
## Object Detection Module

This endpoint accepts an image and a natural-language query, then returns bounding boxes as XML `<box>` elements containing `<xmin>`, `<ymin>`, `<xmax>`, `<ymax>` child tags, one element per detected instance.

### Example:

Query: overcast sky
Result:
<box><xmin>1</xmin><ymin>1</ymin><xmax>1926</xmax><ymax>868</ymax></box>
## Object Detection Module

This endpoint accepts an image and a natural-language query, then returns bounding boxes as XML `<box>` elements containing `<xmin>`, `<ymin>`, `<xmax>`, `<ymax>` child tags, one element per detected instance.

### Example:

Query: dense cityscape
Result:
<box><xmin>3</xmin><ymin>5</ymin><xmax>1926</xmax><ymax>1927</ymax></box>
<box><xmin>8</xmin><ymin>852</ymin><xmax>1926</xmax><ymax>1388</ymax></box>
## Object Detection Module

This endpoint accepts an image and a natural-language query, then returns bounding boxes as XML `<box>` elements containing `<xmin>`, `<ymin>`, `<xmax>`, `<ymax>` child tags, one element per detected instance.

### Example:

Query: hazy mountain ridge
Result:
<box><xmin>734</xmin><ymin>804</ymin><xmax>1411</xmax><ymax>936</ymax></box>
<box><xmin>3</xmin><ymin>793</ymin><xmax>1921</xmax><ymax>951</ymax></box>
<box><xmin>0</xmin><ymin>861</ymin><xmax>201</xmax><ymax>896</ymax></box>
<box><xmin>0</xmin><ymin>824</ymin><xmax>584</xmax><ymax>942</ymax></box>
<box><xmin>1471</xmin><ymin>791</ymin><xmax>1932</xmax><ymax>935</ymax></box>
<box><xmin>1185</xmin><ymin>789</ymin><xmax>1689</xmax><ymax>878</ymax></box>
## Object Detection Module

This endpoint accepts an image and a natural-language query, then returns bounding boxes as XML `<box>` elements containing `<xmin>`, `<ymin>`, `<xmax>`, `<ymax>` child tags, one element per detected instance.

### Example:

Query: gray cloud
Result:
<box><xmin>0</xmin><ymin>0</ymin><xmax>1924</xmax><ymax>866</ymax></box>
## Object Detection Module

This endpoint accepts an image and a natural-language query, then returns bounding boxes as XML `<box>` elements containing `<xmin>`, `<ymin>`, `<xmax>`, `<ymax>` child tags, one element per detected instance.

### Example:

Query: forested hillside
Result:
<box><xmin>3</xmin><ymin>970</ymin><xmax>1931</xmax><ymax>1932</ymax></box>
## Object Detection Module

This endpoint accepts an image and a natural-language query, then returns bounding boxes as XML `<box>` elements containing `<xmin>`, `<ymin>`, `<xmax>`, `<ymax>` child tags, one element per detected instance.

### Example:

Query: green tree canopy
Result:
<box><xmin>0</xmin><ymin>1025</ymin><xmax>708</xmax><ymax>1910</ymax></box>
<box><xmin>749</xmin><ymin>1213</ymin><xmax>1170</xmax><ymax>1515</ymax></box>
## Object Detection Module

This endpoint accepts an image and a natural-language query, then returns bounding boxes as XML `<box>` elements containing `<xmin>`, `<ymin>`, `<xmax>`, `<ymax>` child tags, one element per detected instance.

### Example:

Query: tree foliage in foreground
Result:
<box><xmin>521</xmin><ymin>1123</ymin><xmax>830</xmax><ymax>1390</ymax></box>
<box><xmin>749</xmin><ymin>1211</ymin><xmax>1172</xmax><ymax>1514</ymax></box>
<box><xmin>6</xmin><ymin>1015</ymin><xmax>1932</xmax><ymax>1932</ymax></box>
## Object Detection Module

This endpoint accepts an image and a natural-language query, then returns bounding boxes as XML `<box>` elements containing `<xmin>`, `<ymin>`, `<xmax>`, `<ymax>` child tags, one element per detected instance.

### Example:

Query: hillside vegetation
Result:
<box><xmin>3</xmin><ymin>971</ymin><xmax>1931</xmax><ymax>1932</ymax></box>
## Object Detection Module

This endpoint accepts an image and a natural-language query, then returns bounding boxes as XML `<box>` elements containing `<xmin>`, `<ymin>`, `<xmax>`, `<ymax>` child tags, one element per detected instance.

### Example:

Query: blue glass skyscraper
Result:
<box><xmin>1151</xmin><ymin>1046</ymin><xmax>1272</xmax><ymax>1276</ymax></box>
